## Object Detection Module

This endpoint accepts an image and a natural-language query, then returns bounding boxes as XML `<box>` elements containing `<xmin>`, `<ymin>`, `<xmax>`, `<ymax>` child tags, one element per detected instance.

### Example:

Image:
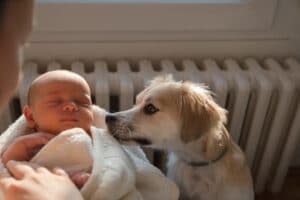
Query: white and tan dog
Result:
<box><xmin>105</xmin><ymin>76</ymin><xmax>254</xmax><ymax>200</ymax></box>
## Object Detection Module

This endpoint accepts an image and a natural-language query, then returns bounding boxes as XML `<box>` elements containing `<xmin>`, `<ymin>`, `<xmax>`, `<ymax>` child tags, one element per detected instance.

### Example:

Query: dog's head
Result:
<box><xmin>106</xmin><ymin>75</ymin><xmax>227</xmax><ymax>150</ymax></box>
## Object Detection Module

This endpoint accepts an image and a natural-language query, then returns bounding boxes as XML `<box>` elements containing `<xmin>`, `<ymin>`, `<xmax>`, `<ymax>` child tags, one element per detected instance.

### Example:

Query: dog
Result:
<box><xmin>105</xmin><ymin>75</ymin><xmax>254</xmax><ymax>200</ymax></box>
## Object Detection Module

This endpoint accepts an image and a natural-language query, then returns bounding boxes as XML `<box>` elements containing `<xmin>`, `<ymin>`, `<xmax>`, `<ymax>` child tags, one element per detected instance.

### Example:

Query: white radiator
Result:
<box><xmin>0</xmin><ymin>57</ymin><xmax>299</xmax><ymax>194</ymax></box>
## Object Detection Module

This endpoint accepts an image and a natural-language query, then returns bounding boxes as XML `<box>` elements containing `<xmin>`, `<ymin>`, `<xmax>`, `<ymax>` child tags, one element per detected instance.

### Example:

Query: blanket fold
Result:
<box><xmin>0</xmin><ymin>106</ymin><xmax>179</xmax><ymax>200</ymax></box>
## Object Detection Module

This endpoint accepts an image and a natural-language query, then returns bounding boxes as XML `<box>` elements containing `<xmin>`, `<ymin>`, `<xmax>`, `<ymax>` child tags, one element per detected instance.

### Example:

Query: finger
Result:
<box><xmin>2</xmin><ymin>140</ymin><xmax>45</xmax><ymax>165</ymax></box>
<box><xmin>71</xmin><ymin>172</ymin><xmax>90</xmax><ymax>189</ymax></box>
<box><xmin>31</xmin><ymin>132</ymin><xmax>55</xmax><ymax>140</ymax></box>
<box><xmin>20</xmin><ymin>162</ymin><xmax>42</xmax><ymax>170</ymax></box>
<box><xmin>52</xmin><ymin>167</ymin><xmax>68</xmax><ymax>177</ymax></box>
<box><xmin>0</xmin><ymin>177</ymin><xmax>15</xmax><ymax>191</ymax></box>
<box><xmin>14</xmin><ymin>162</ymin><xmax>50</xmax><ymax>174</ymax></box>
<box><xmin>6</xmin><ymin>160</ymin><xmax>34</xmax><ymax>179</ymax></box>
<box><xmin>35</xmin><ymin>166</ymin><xmax>49</xmax><ymax>174</ymax></box>
<box><xmin>23</xmin><ymin>133</ymin><xmax>54</xmax><ymax>148</ymax></box>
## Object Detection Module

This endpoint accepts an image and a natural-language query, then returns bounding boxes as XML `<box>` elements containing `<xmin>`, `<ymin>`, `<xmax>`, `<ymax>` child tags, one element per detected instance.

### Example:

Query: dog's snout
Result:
<box><xmin>105</xmin><ymin>114</ymin><xmax>118</xmax><ymax>123</ymax></box>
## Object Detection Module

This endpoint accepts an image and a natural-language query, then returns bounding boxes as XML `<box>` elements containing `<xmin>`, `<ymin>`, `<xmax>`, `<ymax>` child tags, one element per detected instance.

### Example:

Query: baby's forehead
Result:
<box><xmin>35</xmin><ymin>71</ymin><xmax>85</xmax><ymax>83</ymax></box>
<box><xmin>35</xmin><ymin>71</ymin><xmax>89</xmax><ymax>88</ymax></box>
<box><xmin>35</xmin><ymin>79</ymin><xmax>90</xmax><ymax>94</ymax></box>
<box><xmin>28</xmin><ymin>71</ymin><xmax>91</xmax><ymax>103</ymax></box>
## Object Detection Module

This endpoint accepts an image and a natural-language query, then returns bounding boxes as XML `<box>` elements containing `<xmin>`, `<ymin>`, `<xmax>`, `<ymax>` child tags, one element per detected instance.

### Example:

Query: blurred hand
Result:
<box><xmin>2</xmin><ymin>133</ymin><xmax>54</xmax><ymax>165</ymax></box>
<box><xmin>0</xmin><ymin>161</ymin><xmax>83</xmax><ymax>200</ymax></box>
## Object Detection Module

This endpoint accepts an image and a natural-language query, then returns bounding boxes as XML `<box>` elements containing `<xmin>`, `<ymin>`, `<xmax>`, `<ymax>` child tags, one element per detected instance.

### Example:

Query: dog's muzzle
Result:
<box><xmin>105</xmin><ymin>113</ymin><xmax>118</xmax><ymax>124</ymax></box>
<box><xmin>105</xmin><ymin>113</ymin><xmax>152</xmax><ymax>146</ymax></box>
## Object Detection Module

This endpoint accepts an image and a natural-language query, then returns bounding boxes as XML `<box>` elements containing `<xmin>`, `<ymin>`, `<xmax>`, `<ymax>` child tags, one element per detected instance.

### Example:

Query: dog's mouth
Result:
<box><xmin>106</xmin><ymin>122</ymin><xmax>151</xmax><ymax>146</ymax></box>
<box><xmin>114</xmin><ymin>135</ymin><xmax>152</xmax><ymax>146</ymax></box>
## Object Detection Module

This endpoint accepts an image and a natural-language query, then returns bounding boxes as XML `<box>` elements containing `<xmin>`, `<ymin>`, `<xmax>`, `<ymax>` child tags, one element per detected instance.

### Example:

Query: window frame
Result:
<box><xmin>34</xmin><ymin>0</ymin><xmax>278</xmax><ymax>33</ymax></box>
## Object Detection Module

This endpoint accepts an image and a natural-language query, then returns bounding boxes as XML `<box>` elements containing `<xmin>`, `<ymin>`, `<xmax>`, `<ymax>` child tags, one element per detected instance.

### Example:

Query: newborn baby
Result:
<box><xmin>0</xmin><ymin>70</ymin><xmax>180</xmax><ymax>200</ymax></box>
<box><xmin>2</xmin><ymin>70</ymin><xmax>95</xmax><ymax>188</ymax></box>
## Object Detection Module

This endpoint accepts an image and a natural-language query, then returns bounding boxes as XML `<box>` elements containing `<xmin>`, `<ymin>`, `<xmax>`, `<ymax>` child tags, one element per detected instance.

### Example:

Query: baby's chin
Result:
<box><xmin>38</xmin><ymin>124</ymin><xmax>91</xmax><ymax>136</ymax></box>
<box><xmin>59</xmin><ymin>125</ymin><xmax>91</xmax><ymax>136</ymax></box>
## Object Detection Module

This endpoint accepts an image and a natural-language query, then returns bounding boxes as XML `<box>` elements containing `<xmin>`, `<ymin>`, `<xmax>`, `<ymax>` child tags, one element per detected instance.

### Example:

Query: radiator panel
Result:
<box><xmin>0</xmin><ymin>57</ymin><xmax>299</xmax><ymax>194</ymax></box>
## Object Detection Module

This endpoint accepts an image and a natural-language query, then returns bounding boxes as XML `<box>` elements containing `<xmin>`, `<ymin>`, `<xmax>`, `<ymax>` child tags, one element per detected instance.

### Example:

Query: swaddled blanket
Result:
<box><xmin>0</xmin><ymin>106</ymin><xmax>179</xmax><ymax>200</ymax></box>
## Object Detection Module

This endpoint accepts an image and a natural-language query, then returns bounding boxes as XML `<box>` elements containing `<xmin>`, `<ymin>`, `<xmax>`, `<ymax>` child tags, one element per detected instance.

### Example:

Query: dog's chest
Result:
<box><xmin>168</xmin><ymin>154</ymin><xmax>219</xmax><ymax>200</ymax></box>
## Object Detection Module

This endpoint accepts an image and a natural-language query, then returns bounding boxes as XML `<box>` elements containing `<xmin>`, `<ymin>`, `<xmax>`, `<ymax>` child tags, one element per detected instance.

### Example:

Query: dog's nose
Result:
<box><xmin>105</xmin><ymin>114</ymin><xmax>118</xmax><ymax>123</ymax></box>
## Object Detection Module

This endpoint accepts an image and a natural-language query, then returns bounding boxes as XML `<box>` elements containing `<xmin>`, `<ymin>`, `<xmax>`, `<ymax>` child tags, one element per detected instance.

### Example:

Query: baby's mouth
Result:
<box><xmin>60</xmin><ymin>118</ymin><xmax>78</xmax><ymax>122</ymax></box>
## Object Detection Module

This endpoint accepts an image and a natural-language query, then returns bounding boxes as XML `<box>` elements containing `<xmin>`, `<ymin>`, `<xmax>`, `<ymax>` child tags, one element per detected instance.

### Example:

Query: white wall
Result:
<box><xmin>25</xmin><ymin>0</ymin><xmax>300</xmax><ymax>63</ymax></box>
<box><xmin>24</xmin><ymin>0</ymin><xmax>300</xmax><ymax>164</ymax></box>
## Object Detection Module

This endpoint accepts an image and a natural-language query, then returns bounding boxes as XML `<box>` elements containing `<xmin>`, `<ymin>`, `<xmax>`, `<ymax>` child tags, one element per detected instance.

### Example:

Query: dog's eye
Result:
<box><xmin>144</xmin><ymin>104</ymin><xmax>159</xmax><ymax>115</ymax></box>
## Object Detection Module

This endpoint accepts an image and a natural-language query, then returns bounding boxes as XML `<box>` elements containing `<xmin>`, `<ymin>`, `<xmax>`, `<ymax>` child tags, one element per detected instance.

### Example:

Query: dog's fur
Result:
<box><xmin>106</xmin><ymin>76</ymin><xmax>254</xmax><ymax>200</ymax></box>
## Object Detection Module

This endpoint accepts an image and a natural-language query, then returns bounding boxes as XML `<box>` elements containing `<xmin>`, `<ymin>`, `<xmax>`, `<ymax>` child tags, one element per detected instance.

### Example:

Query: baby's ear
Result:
<box><xmin>23</xmin><ymin>105</ymin><xmax>36</xmax><ymax>128</ymax></box>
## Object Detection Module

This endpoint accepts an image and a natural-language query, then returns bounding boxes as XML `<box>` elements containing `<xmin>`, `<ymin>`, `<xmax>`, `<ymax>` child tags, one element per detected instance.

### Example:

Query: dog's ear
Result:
<box><xmin>137</xmin><ymin>75</ymin><xmax>175</xmax><ymax>103</ymax></box>
<box><xmin>180</xmin><ymin>83</ymin><xmax>227</xmax><ymax>143</ymax></box>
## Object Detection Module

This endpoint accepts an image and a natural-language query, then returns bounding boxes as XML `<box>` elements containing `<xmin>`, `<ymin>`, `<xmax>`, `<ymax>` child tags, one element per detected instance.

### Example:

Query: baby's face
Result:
<box><xmin>27</xmin><ymin>78</ymin><xmax>93</xmax><ymax>135</ymax></box>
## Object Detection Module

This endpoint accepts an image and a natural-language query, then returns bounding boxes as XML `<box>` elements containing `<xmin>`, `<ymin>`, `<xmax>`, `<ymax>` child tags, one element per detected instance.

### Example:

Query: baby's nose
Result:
<box><xmin>63</xmin><ymin>102</ymin><xmax>78</xmax><ymax>112</ymax></box>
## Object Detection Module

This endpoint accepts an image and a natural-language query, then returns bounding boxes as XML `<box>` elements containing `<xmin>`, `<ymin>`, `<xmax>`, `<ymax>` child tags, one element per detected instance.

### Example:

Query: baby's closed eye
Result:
<box><xmin>46</xmin><ymin>99</ymin><xmax>63</xmax><ymax>106</ymax></box>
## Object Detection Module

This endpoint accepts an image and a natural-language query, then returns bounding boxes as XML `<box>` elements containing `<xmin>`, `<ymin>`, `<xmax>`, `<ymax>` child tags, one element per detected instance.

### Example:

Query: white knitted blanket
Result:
<box><xmin>0</xmin><ymin>106</ymin><xmax>179</xmax><ymax>200</ymax></box>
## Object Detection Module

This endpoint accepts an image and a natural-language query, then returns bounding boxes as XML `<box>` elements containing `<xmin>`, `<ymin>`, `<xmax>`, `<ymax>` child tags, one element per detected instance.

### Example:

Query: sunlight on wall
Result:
<box><xmin>38</xmin><ymin>0</ymin><xmax>244</xmax><ymax>3</ymax></box>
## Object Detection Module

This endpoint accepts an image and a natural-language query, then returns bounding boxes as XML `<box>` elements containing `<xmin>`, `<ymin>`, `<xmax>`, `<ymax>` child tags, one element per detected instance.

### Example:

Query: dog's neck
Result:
<box><xmin>174</xmin><ymin>126</ymin><xmax>230</xmax><ymax>165</ymax></box>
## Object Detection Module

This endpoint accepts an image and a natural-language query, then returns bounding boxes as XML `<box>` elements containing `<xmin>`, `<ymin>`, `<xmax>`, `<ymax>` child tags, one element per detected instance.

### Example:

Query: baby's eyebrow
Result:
<box><xmin>44</xmin><ymin>91</ymin><xmax>61</xmax><ymax>96</ymax></box>
<box><xmin>81</xmin><ymin>97</ymin><xmax>92</xmax><ymax>103</ymax></box>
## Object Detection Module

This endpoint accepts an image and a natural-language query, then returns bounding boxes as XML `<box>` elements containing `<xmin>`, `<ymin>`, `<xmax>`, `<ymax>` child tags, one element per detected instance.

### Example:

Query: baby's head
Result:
<box><xmin>23</xmin><ymin>70</ymin><xmax>93</xmax><ymax>135</ymax></box>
